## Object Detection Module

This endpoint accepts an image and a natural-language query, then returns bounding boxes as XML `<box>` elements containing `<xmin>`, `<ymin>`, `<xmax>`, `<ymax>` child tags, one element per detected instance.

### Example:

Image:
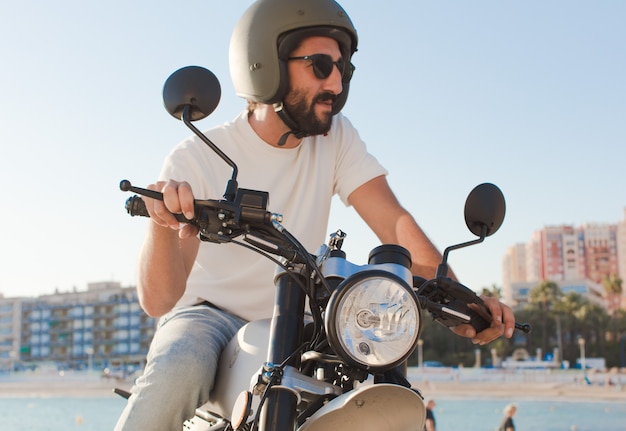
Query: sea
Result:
<box><xmin>0</xmin><ymin>395</ymin><xmax>625</xmax><ymax>431</ymax></box>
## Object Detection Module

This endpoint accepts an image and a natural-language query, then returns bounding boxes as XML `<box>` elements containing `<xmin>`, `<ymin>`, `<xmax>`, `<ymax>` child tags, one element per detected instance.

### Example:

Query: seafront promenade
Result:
<box><xmin>408</xmin><ymin>366</ymin><xmax>626</xmax><ymax>402</ymax></box>
<box><xmin>0</xmin><ymin>370</ymin><xmax>119</xmax><ymax>397</ymax></box>
<box><xmin>0</xmin><ymin>367</ymin><xmax>625</xmax><ymax>401</ymax></box>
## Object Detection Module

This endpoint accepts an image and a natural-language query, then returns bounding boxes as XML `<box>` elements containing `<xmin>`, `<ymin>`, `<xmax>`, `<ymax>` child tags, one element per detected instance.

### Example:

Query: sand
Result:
<box><xmin>1</xmin><ymin>377</ymin><xmax>624</xmax><ymax>402</ymax></box>
<box><xmin>411</xmin><ymin>380</ymin><xmax>626</xmax><ymax>402</ymax></box>
<box><xmin>0</xmin><ymin>378</ymin><xmax>124</xmax><ymax>398</ymax></box>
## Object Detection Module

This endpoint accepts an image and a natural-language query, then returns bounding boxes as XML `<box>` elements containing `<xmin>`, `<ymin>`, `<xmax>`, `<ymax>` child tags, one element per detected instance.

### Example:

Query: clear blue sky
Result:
<box><xmin>1</xmin><ymin>1</ymin><xmax>624</xmax><ymax>299</ymax></box>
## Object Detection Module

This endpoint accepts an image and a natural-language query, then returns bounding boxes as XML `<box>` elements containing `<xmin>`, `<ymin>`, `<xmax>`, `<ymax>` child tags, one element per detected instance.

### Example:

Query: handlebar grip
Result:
<box><xmin>124</xmin><ymin>195</ymin><xmax>190</xmax><ymax>223</ymax></box>
<box><xmin>467</xmin><ymin>307</ymin><xmax>491</xmax><ymax>333</ymax></box>
<box><xmin>125</xmin><ymin>195</ymin><xmax>149</xmax><ymax>217</ymax></box>
<box><xmin>469</xmin><ymin>305</ymin><xmax>533</xmax><ymax>334</ymax></box>
<box><xmin>469</xmin><ymin>303</ymin><xmax>533</xmax><ymax>334</ymax></box>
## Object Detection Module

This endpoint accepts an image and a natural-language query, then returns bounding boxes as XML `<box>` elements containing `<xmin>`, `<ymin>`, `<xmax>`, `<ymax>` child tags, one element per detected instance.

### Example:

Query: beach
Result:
<box><xmin>0</xmin><ymin>374</ymin><xmax>122</xmax><ymax>398</ymax></box>
<box><xmin>410</xmin><ymin>379</ymin><xmax>626</xmax><ymax>402</ymax></box>
<box><xmin>408</xmin><ymin>366</ymin><xmax>626</xmax><ymax>404</ymax></box>
<box><xmin>1</xmin><ymin>370</ymin><xmax>625</xmax><ymax>431</ymax></box>
<box><xmin>1</xmin><ymin>368</ymin><xmax>625</xmax><ymax>402</ymax></box>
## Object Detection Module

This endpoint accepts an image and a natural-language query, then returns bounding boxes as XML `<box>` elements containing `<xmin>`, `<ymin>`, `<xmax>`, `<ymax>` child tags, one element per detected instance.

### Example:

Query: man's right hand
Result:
<box><xmin>145</xmin><ymin>180</ymin><xmax>199</xmax><ymax>238</ymax></box>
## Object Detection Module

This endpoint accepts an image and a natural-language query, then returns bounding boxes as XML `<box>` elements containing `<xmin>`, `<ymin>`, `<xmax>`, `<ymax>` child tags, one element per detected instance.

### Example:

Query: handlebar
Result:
<box><xmin>124</xmin><ymin>194</ymin><xmax>191</xmax><ymax>222</ymax></box>
<box><xmin>119</xmin><ymin>180</ymin><xmax>312</xmax><ymax>263</ymax></box>
<box><xmin>120</xmin><ymin>179</ymin><xmax>531</xmax><ymax>335</ymax></box>
<box><xmin>120</xmin><ymin>179</ymin><xmax>271</xmax><ymax>228</ymax></box>
<box><xmin>414</xmin><ymin>276</ymin><xmax>531</xmax><ymax>334</ymax></box>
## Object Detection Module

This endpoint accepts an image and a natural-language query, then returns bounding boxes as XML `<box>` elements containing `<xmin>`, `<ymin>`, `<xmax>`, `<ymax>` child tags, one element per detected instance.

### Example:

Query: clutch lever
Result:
<box><xmin>119</xmin><ymin>179</ymin><xmax>250</xmax><ymax>244</ymax></box>
<box><xmin>120</xmin><ymin>180</ymin><xmax>308</xmax><ymax>264</ymax></box>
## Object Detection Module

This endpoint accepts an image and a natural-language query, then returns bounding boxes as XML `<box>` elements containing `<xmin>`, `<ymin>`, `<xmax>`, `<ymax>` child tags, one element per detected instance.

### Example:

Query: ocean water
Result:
<box><xmin>0</xmin><ymin>395</ymin><xmax>125</xmax><ymax>431</ymax></box>
<box><xmin>434</xmin><ymin>397</ymin><xmax>626</xmax><ymax>431</ymax></box>
<box><xmin>0</xmin><ymin>395</ymin><xmax>625</xmax><ymax>430</ymax></box>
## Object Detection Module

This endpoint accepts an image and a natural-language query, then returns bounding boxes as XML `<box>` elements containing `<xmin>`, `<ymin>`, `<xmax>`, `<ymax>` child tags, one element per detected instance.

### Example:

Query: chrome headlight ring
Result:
<box><xmin>324</xmin><ymin>270</ymin><xmax>421</xmax><ymax>373</ymax></box>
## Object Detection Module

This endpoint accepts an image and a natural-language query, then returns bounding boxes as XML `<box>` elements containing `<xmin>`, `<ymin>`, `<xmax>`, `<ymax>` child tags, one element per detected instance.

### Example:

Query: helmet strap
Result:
<box><xmin>274</xmin><ymin>102</ymin><xmax>308</xmax><ymax>146</ymax></box>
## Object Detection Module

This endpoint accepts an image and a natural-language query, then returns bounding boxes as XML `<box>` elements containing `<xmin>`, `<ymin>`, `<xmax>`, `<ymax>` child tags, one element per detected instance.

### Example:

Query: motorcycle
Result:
<box><xmin>118</xmin><ymin>66</ymin><xmax>531</xmax><ymax>431</ymax></box>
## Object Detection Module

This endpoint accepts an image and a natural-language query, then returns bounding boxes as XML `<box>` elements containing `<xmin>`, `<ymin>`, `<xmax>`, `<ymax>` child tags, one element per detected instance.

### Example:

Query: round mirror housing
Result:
<box><xmin>163</xmin><ymin>66</ymin><xmax>221</xmax><ymax>121</ymax></box>
<box><xmin>464</xmin><ymin>183</ymin><xmax>505</xmax><ymax>237</ymax></box>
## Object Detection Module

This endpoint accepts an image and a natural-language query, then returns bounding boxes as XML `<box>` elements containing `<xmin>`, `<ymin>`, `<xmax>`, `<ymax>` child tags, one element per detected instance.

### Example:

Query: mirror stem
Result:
<box><xmin>181</xmin><ymin>105</ymin><xmax>239</xmax><ymax>201</ymax></box>
<box><xmin>436</xmin><ymin>224</ymin><xmax>488</xmax><ymax>278</ymax></box>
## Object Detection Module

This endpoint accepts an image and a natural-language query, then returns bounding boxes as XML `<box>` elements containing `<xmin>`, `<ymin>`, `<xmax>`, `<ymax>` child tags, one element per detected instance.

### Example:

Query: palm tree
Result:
<box><xmin>480</xmin><ymin>283</ymin><xmax>501</xmax><ymax>299</ymax></box>
<box><xmin>575</xmin><ymin>301</ymin><xmax>610</xmax><ymax>359</ymax></box>
<box><xmin>528</xmin><ymin>281</ymin><xmax>562</xmax><ymax>358</ymax></box>
<box><xmin>607</xmin><ymin>309</ymin><xmax>626</xmax><ymax>366</ymax></box>
<box><xmin>602</xmin><ymin>273</ymin><xmax>623</xmax><ymax>316</ymax></box>
<box><xmin>554</xmin><ymin>293</ymin><xmax>589</xmax><ymax>363</ymax></box>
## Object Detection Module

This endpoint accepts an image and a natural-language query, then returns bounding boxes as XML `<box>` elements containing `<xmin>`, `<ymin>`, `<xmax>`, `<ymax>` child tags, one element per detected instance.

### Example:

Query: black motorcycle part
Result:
<box><xmin>367</xmin><ymin>244</ymin><xmax>412</xmax><ymax>269</ymax></box>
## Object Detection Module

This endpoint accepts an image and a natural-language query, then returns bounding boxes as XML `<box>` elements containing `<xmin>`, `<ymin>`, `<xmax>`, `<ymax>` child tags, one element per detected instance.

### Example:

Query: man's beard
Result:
<box><xmin>283</xmin><ymin>89</ymin><xmax>337</xmax><ymax>136</ymax></box>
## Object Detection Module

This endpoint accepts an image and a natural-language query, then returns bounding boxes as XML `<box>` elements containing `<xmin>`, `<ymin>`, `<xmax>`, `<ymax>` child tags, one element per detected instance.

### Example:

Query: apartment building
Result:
<box><xmin>0</xmin><ymin>298</ymin><xmax>22</xmax><ymax>371</ymax></box>
<box><xmin>618</xmin><ymin>208</ymin><xmax>626</xmax><ymax>285</ymax></box>
<box><xmin>0</xmin><ymin>282</ymin><xmax>156</xmax><ymax>372</ymax></box>
<box><xmin>502</xmin><ymin>211</ymin><xmax>625</xmax><ymax>310</ymax></box>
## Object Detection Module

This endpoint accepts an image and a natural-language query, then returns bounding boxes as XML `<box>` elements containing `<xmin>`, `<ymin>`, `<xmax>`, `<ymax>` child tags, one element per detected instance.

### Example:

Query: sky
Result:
<box><xmin>1</xmin><ymin>1</ymin><xmax>624</xmax><ymax>299</ymax></box>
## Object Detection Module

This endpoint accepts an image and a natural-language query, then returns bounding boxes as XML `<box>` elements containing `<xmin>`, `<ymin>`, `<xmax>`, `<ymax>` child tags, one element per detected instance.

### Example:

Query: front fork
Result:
<box><xmin>259</xmin><ymin>270</ymin><xmax>307</xmax><ymax>431</ymax></box>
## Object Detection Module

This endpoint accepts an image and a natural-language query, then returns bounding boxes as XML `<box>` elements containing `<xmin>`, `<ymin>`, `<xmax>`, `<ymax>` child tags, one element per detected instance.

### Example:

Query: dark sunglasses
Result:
<box><xmin>288</xmin><ymin>54</ymin><xmax>355</xmax><ymax>82</ymax></box>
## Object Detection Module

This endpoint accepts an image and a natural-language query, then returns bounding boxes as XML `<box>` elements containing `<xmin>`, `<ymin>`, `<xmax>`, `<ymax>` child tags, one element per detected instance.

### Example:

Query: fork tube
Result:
<box><xmin>260</xmin><ymin>271</ymin><xmax>306</xmax><ymax>431</ymax></box>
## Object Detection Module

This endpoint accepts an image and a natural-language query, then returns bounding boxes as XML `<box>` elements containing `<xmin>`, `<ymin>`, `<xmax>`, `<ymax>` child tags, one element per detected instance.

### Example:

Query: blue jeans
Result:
<box><xmin>114</xmin><ymin>304</ymin><xmax>246</xmax><ymax>430</ymax></box>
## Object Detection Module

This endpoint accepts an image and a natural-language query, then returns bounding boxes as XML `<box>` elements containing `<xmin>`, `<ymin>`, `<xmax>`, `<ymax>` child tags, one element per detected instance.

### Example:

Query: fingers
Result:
<box><xmin>450</xmin><ymin>323</ymin><xmax>502</xmax><ymax>345</ymax></box>
<box><xmin>483</xmin><ymin>295</ymin><xmax>503</xmax><ymax>326</ymax></box>
<box><xmin>145</xmin><ymin>180</ymin><xmax>195</xmax><ymax>231</ymax></box>
<box><xmin>472</xmin><ymin>296</ymin><xmax>515</xmax><ymax>344</ymax></box>
<box><xmin>471</xmin><ymin>326</ymin><xmax>504</xmax><ymax>345</ymax></box>
<box><xmin>449</xmin><ymin>324</ymin><xmax>476</xmax><ymax>339</ymax></box>
<box><xmin>176</xmin><ymin>183</ymin><xmax>195</xmax><ymax>220</ymax></box>
<box><xmin>162</xmin><ymin>180</ymin><xmax>194</xmax><ymax>219</ymax></box>
<box><xmin>481</xmin><ymin>295</ymin><xmax>515</xmax><ymax>339</ymax></box>
<box><xmin>501</xmin><ymin>303</ymin><xmax>516</xmax><ymax>339</ymax></box>
<box><xmin>451</xmin><ymin>296</ymin><xmax>516</xmax><ymax>345</ymax></box>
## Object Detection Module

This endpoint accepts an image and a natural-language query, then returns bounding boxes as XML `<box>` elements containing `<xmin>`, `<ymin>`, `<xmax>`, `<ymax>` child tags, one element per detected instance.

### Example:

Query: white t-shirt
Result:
<box><xmin>160</xmin><ymin>111</ymin><xmax>387</xmax><ymax>321</ymax></box>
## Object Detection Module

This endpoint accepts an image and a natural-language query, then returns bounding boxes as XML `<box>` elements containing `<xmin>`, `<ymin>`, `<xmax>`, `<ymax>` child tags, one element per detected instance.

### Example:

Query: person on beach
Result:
<box><xmin>114</xmin><ymin>0</ymin><xmax>517</xmax><ymax>429</ymax></box>
<box><xmin>424</xmin><ymin>399</ymin><xmax>437</xmax><ymax>431</ymax></box>
<box><xmin>498</xmin><ymin>403</ymin><xmax>517</xmax><ymax>431</ymax></box>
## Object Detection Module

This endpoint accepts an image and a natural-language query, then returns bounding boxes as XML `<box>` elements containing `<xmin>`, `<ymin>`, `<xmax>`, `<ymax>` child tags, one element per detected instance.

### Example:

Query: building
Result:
<box><xmin>617</xmin><ymin>209</ymin><xmax>626</xmax><ymax>307</ymax></box>
<box><xmin>506</xmin><ymin>279</ymin><xmax>605</xmax><ymax>309</ymax></box>
<box><xmin>502</xmin><ymin>211</ymin><xmax>625</xmax><ymax>310</ymax></box>
<box><xmin>501</xmin><ymin>243</ymin><xmax>527</xmax><ymax>305</ymax></box>
<box><xmin>0</xmin><ymin>282</ymin><xmax>156</xmax><ymax>372</ymax></box>
<box><xmin>0</xmin><ymin>297</ymin><xmax>22</xmax><ymax>372</ymax></box>
<box><xmin>580</xmin><ymin>223</ymin><xmax>619</xmax><ymax>284</ymax></box>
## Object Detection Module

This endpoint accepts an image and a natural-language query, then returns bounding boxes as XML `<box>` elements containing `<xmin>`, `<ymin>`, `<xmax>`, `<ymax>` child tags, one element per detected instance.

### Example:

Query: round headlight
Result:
<box><xmin>325</xmin><ymin>270</ymin><xmax>421</xmax><ymax>373</ymax></box>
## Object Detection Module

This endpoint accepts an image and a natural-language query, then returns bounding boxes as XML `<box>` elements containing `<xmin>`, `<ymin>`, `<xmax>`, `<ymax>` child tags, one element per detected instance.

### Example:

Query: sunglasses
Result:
<box><xmin>288</xmin><ymin>54</ymin><xmax>355</xmax><ymax>82</ymax></box>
